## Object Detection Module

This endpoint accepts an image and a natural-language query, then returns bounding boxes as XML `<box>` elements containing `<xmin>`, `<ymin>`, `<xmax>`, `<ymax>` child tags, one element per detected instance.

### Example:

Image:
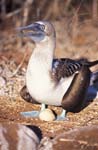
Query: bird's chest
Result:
<box><xmin>26</xmin><ymin>60</ymin><xmax>53</xmax><ymax>99</ymax></box>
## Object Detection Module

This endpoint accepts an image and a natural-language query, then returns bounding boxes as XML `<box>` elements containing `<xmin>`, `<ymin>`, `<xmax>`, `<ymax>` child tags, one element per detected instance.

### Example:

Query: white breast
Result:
<box><xmin>26</xmin><ymin>57</ymin><xmax>74</xmax><ymax>106</ymax></box>
<box><xmin>26</xmin><ymin>41</ymin><xmax>74</xmax><ymax>106</ymax></box>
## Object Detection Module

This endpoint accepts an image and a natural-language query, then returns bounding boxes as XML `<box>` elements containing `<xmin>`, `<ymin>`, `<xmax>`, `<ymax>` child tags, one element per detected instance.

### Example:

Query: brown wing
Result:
<box><xmin>61</xmin><ymin>66</ymin><xmax>91</xmax><ymax>112</ymax></box>
<box><xmin>52</xmin><ymin>58</ymin><xmax>88</xmax><ymax>82</ymax></box>
<box><xmin>20</xmin><ymin>85</ymin><xmax>39</xmax><ymax>104</ymax></box>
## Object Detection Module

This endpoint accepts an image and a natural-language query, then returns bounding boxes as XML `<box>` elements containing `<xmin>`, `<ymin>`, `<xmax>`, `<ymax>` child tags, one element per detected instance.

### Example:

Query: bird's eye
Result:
<box><xmin>40</xmin><ymin>25</ymin><xmax>45</xmax><ymax>31</ymax></box>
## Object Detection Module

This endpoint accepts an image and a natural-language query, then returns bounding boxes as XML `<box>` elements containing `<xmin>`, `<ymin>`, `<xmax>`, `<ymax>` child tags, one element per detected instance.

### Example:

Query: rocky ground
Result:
<box><xmin>0</xmin><ymin>19</ymin><xmax>98</xmax><ymax>149</ymax></box>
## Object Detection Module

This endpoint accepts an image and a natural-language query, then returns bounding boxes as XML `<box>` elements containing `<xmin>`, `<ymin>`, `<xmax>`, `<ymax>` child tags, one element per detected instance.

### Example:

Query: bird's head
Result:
<box><xmin>17</xmin><ymin>21</ymin><xmax>55</xmax><ymax>43</ymax></box>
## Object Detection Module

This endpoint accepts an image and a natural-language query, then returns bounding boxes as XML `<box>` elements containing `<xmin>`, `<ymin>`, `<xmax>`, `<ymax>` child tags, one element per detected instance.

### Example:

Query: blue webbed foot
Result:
<box><xmin>56</xmin><ymin>109</ymin><xmax>68</xmax><ymax>121</ymax></box>
<box><xmin>20</xmin><ymin>111</ymin><xmax>40</xmax><ymax>117</ymax></box>
<box><xmin>20</xmin><ymin>103</ymin><xmax>46</xmax><ymax>118</ymax></box>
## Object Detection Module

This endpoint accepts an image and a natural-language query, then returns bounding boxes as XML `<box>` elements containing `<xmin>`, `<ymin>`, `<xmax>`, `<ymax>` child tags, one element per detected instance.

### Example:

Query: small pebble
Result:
<box><xmin>0</xmin><ymin>76</ymin><xmax>6</xmax><ymax>86</ymax></box>
<box><xmin>39</xmin><ymin>108</ymin><xmax>55</xmax><ymax>121</ymax></box>
<box><xmin>0</xmin><ymin>66</ymin><xmax>3</xmax><ymax>74</ymax></box>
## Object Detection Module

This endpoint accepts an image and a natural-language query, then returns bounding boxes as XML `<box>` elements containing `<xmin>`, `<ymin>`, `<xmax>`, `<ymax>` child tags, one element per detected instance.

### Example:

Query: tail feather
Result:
<box><xmin>87</xmin><ymin>60</ymin><xmax>98</xmax><ymax>67</ymax></box>
<box><xmin>78</xmin><ymin>59</ymin><xmax>98</xmax><ymax>67</ymax></box>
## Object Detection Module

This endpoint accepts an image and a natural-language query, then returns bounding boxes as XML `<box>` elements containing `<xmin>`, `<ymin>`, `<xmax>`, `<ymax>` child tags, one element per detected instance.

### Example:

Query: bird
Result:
<box><xmin>17</xmin><ymin>21</ymin><xmax>98</xmax><ymax>120</ymax></box>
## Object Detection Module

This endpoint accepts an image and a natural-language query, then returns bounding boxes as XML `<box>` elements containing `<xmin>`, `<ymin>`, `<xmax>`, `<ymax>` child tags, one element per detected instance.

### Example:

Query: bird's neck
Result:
<box><xmin>30</xmin><ymin>37</ymin><xmax>56</xmax><ymax>69</ymax></box>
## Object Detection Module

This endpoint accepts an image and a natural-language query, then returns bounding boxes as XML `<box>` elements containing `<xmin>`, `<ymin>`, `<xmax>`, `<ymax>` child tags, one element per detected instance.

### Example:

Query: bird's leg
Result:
<box><xmin>40</xmin><ymin>103</ymin><xmax>46</xmax><ymax>111</ymax></box>
<box><xmin>56</xmin><ymin>109</ymin><xmax>68</xmax><ymax>121</ymax></box>
<box><xmin>20</xmin><ymin>103</ymin><xmax>46</xmax><ymax>118</ymax></box>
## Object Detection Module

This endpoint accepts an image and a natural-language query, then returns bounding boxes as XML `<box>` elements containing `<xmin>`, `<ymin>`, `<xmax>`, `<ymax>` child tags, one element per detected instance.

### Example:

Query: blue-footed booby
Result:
<box><xmin>18</xmin><ymin>21</ymin><xmax>98</xmax><ymax>120</ymax></box>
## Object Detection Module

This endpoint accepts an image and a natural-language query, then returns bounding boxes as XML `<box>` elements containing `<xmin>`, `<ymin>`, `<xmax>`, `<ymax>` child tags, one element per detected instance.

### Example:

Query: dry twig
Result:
<box><xmin>10</xmin><ymin>51</ymin><xmax>27</xmax><ymax>77</ymax></box>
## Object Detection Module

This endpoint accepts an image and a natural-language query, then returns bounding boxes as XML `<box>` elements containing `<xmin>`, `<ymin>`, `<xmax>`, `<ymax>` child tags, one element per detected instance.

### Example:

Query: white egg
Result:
<box><xmin>39</xmin><ymin>108</ymin><xmax>55</xmax><ymax>121</ymax></box>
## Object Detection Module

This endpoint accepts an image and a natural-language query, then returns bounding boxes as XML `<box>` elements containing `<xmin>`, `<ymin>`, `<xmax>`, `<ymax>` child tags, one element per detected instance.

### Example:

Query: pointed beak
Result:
<box><xmin>16</xmin><ymin>23</ymin><xmax>44</xmax><ymax>37</ymax></box>
<box><xmin>17</xmin><ymin>24</ymin><xmax>36</xmax><ymax>32</ymax></box>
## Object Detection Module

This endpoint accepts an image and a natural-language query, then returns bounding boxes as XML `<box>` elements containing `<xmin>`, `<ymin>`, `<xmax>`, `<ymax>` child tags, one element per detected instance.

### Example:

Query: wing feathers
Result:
<box><xmin>52</xmin><ymin>58</ymin><xmax>98</xmax><ymax>82</ymax></box>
